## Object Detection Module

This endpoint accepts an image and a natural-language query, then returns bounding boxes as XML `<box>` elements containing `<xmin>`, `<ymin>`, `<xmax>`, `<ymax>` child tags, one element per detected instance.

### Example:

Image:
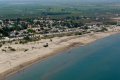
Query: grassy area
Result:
<box><xmin>0</xmin><ymin>3</ymin><xmax>120</xmax><ymax>19</ymax></box>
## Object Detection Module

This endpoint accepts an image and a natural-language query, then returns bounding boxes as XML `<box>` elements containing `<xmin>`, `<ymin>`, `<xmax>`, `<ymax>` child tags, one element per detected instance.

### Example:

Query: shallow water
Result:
<box><xmin>7</xmin><ymin>34</ymin><xmax>120</xmax><ymax>80</ymax></box>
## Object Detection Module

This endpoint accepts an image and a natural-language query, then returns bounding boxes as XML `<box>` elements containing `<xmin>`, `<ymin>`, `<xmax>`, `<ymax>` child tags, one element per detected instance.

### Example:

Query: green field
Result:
<box><xmin>0</xmin><ymin>3</ymin><xmax>120</xmax><ymax>19</ymax></box>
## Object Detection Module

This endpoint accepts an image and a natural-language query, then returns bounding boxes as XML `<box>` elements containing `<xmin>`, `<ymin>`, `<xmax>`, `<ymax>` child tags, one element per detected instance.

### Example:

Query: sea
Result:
<box><xmin>6</xmin><ymin>33</ymin><xmax>120</xmax><ymax>80</ymax></box>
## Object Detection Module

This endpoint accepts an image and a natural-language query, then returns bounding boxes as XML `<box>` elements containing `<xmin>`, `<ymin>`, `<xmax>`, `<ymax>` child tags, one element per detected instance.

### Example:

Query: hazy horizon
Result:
<box><xmin>0</xmin><ymin>0</ymin><xmax>120</xmax><ymax>3</ymax></box>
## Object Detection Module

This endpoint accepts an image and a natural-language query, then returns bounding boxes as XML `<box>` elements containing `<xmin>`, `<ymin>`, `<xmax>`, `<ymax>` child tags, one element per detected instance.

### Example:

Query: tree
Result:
<box><xmin>101</xmin><ymin>27</ymin><xmax>107</xmax><ymax>32</ymax></box>
<box><xmin>27</xmin><ymin>29</ymin><xmax>36</xmax><ymax>33</ymax></box>
<box><xmin>23</xmin><ymin>36</ymin><xmax>31</xmax><ymax>41</ymax></box>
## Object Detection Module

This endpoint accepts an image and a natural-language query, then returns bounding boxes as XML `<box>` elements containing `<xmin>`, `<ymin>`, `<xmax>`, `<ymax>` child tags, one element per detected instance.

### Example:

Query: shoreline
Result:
<box><xmin>0</xmin><ymin>31</ymin><xmax>119</xmax><ymax>80</ymax></box>
<box><xmin>0</xmin><ymin>42</ymin><xmax>82</xmax><ymax>80</ymax></box>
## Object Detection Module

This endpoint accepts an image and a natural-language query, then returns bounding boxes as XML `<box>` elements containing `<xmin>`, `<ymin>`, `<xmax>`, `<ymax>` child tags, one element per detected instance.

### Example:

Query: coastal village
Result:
<box><xmin>0</xmin><ymin>16</ymin><xmax>120</xmax><ymax>79</ymax></box>
<box><xmin>0</xmin><ymin>0</ymin><xmax>120</xmax><ymax>79</ymax></box>
<box><xmin>0</xmin><ymin>16</ymin><xmax>120</xmax><ymax>52</ymax></box>
<box><xmin>0</xmin><ymin>17</ymin><xmax>120</xmax><ymax>41</ymax></box>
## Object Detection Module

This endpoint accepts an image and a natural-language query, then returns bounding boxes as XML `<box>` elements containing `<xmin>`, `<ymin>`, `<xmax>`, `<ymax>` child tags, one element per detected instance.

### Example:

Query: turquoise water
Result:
<box><xmin>7</xmin><ymin>34</ymin><xmax>120</xmax><ymax>80</ymax></box>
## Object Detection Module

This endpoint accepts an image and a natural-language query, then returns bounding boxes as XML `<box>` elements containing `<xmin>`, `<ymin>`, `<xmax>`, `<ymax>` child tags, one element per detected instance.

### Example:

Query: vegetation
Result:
<box><xmin>0</xmin><ymin>3</ymin><xmax>120</xmax><ymax>19</ymax></box>
<box><xmin>24</xmin><ymin>49</ymin><xmax>29</xmax><ymax>52</ymax></box>
<box><xmin>0</xmin><ymin>2</ymin><xmax>119</xmax><ymax>46</ymax></box>
<box><xmin>9</xmin><ymin>47</ymin><xmax>16</xmax><ymax>51</ymax></box>
<box><xmin>100</xmin><ymin>27</ymin><xmax>108</xmax><ymax>32</ymax></box>
<box><xmin>27</xmin><ymin>29</ymin><xmax>36</xmax><ymax>33</ymax></box>
<box><xmin>0</xmin><ymin>44</ymin><xmax>2</xmax><ymax>48</ymax></box>
<box><xmin>23</xmin><ymin>36</ymin><xmax>31</xmax><ymax>41</ymax></box>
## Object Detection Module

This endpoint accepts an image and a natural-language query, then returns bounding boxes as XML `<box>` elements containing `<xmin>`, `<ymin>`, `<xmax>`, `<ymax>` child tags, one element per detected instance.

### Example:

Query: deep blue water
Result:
<box><xmin>6</xmin><ymin>34</ymin><xmax>120</xmax><ymax>80</ymax></box>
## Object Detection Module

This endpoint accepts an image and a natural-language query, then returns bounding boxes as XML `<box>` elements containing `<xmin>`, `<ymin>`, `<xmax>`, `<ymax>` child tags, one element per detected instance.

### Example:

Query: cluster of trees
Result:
<box><xmin>0</xmin><ymin>15</ymin><xmax>114</xmax><ymax>37</ymax></box>
<box><xmin>0</xmin><ymin>23</ymin><xmax>27</xmax><ymax>37</ymax></box>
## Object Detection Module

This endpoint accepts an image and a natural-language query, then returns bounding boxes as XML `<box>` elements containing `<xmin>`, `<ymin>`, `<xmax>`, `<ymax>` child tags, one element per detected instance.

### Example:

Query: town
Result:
<box><xmin>0</xmin><ymin>16</ymin><xmax>120</xmax><ymax>44</ymax></box>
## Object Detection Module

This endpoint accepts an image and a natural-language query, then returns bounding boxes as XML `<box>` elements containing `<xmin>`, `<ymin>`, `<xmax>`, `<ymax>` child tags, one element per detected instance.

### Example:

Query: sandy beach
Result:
<box><xmin>0</xmin><ymin>31</ymin><xmax>119</xmax><ymax>80</ymax></box>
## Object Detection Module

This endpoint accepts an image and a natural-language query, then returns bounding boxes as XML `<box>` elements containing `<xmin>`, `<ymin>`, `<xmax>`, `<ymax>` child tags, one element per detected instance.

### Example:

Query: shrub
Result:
<box><xmin>10</xmin><ymin>48</ymin><xmax>16</xmax><ymax>51</ymax></box>
<box><xmin>15</xmin><ymin>42</ymin><xmax>18</xmax><ymax>44</ymax></box>
<box><xmin>19</xmin><ymin>40</ymin><xmax>28</xmax><ymax>44</ymax></box>
<box><xmin>43</xmin><ymin>43</ymin><xmax>49</xmax><ymax>47</ymax></box>
<box><xmin>8</xmin><ymin>47</ymin><xmax>16</xmax><ymax>51</ymax></box>
<box><xmin>23</xmin><ymin>36</ymin><xmax>31</xmax><ymax>41</ymax></box>
<box><xmin>75</xmin><ymin>32</ymin><xmax>82</xmax><ymax>35</ymax></box>
<box><xmin>2</xmin><ymin>49</ymin><xmax>6</xmax><ymax>52</ymax></box>
<box><xmin>2</xmin><ymin>41</ymin><xmax>5</xmax><ymax>44</ymax></box>
<box><xmin>24</xmin><ymin>49</ymin><xmax>28</xmax><ymax>52</ymax></box>
<box><xmin>0</xmin><ymin>44</ymin><xmax>2</xmax><ymax>47</ymax></box>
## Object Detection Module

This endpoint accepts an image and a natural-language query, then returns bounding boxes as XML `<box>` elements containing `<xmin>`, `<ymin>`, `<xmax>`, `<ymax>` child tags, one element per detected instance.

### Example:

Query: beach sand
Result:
<box><xmin>0</xmin><ymin>31</ymin><xmax>119</xmax><ymax>80</ymax></box>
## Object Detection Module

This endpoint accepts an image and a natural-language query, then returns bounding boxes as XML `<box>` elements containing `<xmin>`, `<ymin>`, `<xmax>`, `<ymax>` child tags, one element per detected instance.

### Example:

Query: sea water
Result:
<box><xmin>7</xmin><ymin>34</ymin><xmax>120</xmax><ymax>80</ymax></box>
